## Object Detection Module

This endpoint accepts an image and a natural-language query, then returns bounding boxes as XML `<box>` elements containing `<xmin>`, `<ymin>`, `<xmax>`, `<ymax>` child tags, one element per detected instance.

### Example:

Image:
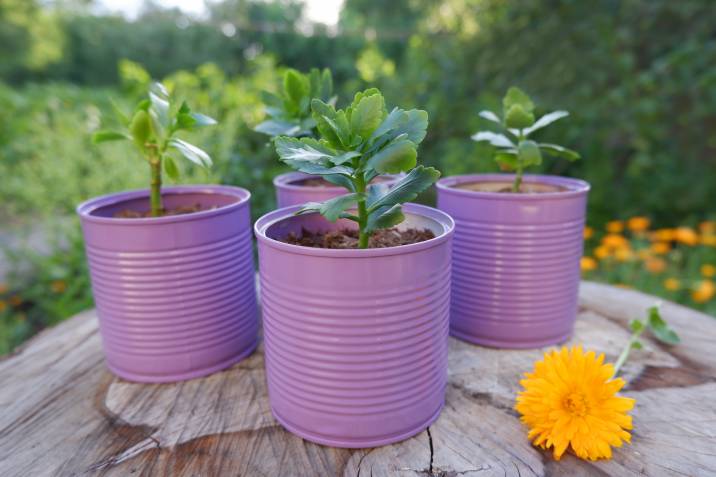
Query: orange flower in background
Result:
<box><xmin>583</xmin><ymin>226</ymin><xmax>594</xmax><ymax>240</ymax></box>
<box><xmin>663</xmin><ymin>278</ymin><xmax>680</xmax><ymax>291</ymax></box>
<box><xmin>644</xmin><ymin>258</ymin><xmax>666</xmax><ymax>274</ymax></box>
<box><xmin>674</xmin><ymin>227</ymin><xmax>698</xmax><ymax>246</ymax></box>
<box><xmin>9</xmin><ymin>295</ymin><xmax>22</xmax><ymax>307</ymax></box>
<box><xmin>627</xmin><ymin>217</ymin><xmax>650</xmax><ymax>233</ymax></box>
<box><xmin>702</xmin><ymin>234</ymin><xmax>716</xmax><ymax>247</ymax></box>
<box><xmin>0</xmin><ymin>300</ymin><xmax>7</xmax><ymax>313</ymax></box>
<box><xmin>649</xmin><ymin>242</ymin><xmax>671</xmax><ymax>255</ymax></box>
<box><xmin>637</xmin><ymin>249</ymin><xmax>652</xmax><ymax>260</ymax></box>
<box><xmin>614</xmin><ymin>248</ymin><xmax>633</xmax><ymax>262</ymax></box>
<box><xmin>702</xmin><ymin>264</ymin><xmax>716</xmax><ymax>278</ymax></box>
<box><xmin>651</xmin><ymin>228</ymin><xmax>675</xmax><ymax>242</ymax></box>
<box><xmin>51</xmin><ymin>280</ymin><xmax>67</xmax><ymax>294</ymax></box>
<box><xmin>594</xmin><ymin>245</ymin><xmax>610</xmax><ymax>260</ymax></box>
<box><xmin>692</xmin><ymin>280</ymin><xmax>715</xmax><ymax>303</ymax></box>
<box><xmin>581</xmin><ymin>257</ymin><xmax>598</xmax><ymax>272</ymax></box>
<box><xmin>606</xmin><ymin>220</ymin><xmax>624</xmax><ymax>233</ymax></box>
<box><xmin>699</xmin><ymin>221</ymin><xmax>716</xmax><ymax>234</ymax></box>
<box><xmin>516</xmin><ymin>346</ymin><xmax>634</xmax><ymax>461</ymax></box>
<box><xmin>602</xmin><ymin>234</ymin><xmax>629</xmax><ymax>249</ymax></box>
<box><xmin>615</xmin><ymin>283</ymin><xmax>632</xmax><ymax>289</ymax></box>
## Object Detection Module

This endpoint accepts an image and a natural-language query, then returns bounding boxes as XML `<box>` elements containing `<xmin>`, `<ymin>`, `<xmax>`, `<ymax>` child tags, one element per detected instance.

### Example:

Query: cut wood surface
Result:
<box><xmin>1</xmin><ymin>281</ymin><xmax>715</xmax><ymax>476</ymax></box>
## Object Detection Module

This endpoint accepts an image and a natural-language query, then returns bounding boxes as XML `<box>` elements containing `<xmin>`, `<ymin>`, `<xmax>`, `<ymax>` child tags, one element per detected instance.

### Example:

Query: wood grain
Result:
<box><xmin>1</xmin><ymin>282</ymin><xmax>714</xmax><ymax>476</ymax></box>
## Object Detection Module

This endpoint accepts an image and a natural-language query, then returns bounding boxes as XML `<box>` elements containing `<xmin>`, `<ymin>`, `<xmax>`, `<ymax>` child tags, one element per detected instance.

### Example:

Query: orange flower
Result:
<box><xmin>644</xmin><ymin>258</ymin><xmax>666</xmax><ymax>274</ymax></box>
<box><xmin>583</xmin><ymin>226</ymin><xmax>594</xmax><ymax>240</ymax></box>
<box><xmin>702</xmin><ymin>264</ymin><xmax>716</xmax><ymax>278</ymax></box>
<box><xmin>702</xmin><ymin>235</ymin><xmax>716</xmax><ymax>247</ymax></box>
<box><xmin>663</xmin><ymin>278</ymin><xmax>680</xmax><ymax>291</ymax></box>
<box><xmin>615</xmin><ymin>283</ymin><xmax>632</xmax><ymax>289</ymax></box>
<box><xmin>9</xmin><ymin>295</ymin><xmax>22</xmax><ymax>307</ymax></box>
<box><xmin>699</xmin><ymin>221</ymin><xmax>716</xmax><ymax>234</ymax></box>
<box><xmin>51</xmin><ymin>280</ymin><xmax>67</xmax><ymax>294</ymax></box>
<box><xmin>674</xmin><ymin>227</ymin><xmax>698</xmax><ymax>246</ymax></box>
<box><xmin>637</xmin><ymin>249</ymin><xmax>652</xmax><ymax>260</ymax></box>
<box><xmin>650</xmin><ymin>242</ymin><xmax>671</xmax><ymax>255</ymax></box>
<box><xmin>651</xmin><ymin>228</ymin><xmax>675</xmax><ymax>242</ymax></box>
<box><xmin>627</xmin><ymin>217</ymin><xmax>650</xmax><ymax>233</ymax></box>
<box><xmin>606</xmin><ymin>220</ymin><xmax>624</xmax><ymax>233</ymax></box>
<box><xmin>581</xmin><ymin>257</ymin><xmax>598</xmax><ymax>272</ymax></box>
<box><xmin>692</xmin><ymin>280</ymin><xmax>715</xmax><ymax>303</ymax></box>
<box><xmin>0</xmin><ymin>300</ymin><xmax>7</xmax><ymax>313</ymax></box>
<box><xmin>594</xmin><ymin>245</ymin><xmax>610</xmax><ymax>260</ymax></box>
<box><xmin>601</xmin><ymin>234</ymin><xmax>629</xmax><ymax>249</ymax></box>
<box><xmin>614</xmin><ymin>248</ymin><xmax>633</xmax><ymax>262</ymax></box>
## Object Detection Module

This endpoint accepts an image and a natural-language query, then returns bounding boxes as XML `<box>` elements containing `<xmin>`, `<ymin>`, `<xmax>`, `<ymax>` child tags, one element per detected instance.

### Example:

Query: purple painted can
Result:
<box><xmin>254</xmin><ymin>203</ymin><xmax>454</xmax><ymax>448</ymax></box>
<box><xmin>273</xmin><ymin>171</ymin><xmax>402</xmax><ymax>208</ymax></box>
<box><xmin>436</xmin><ymin>174</ymin><xmax>589</xmax><ymax>349</ymax></box>
<box><xmin>77</xmin><ymin>185</ymin><xmax>258</xmax><ymax>383</ymax></box>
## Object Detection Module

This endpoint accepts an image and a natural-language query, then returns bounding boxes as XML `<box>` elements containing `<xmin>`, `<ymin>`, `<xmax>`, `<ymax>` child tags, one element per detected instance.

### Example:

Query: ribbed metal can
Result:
<box><xmin>255</xmin><ymin>203</ymin><xmax>454</xmax><ymax>448</ymax></box>
<box><xmin>274</xmin><ymin>171</ymin><xmax>402</xmax><ymax>208</ymax></box>
<box><xmin>77</xmin><ymin>185</ymin><xmax>258</xmax><ymax>383</ymax></box>
<box><xmin>436</xmin><ymin>174</ymin><xmax>589</xmax><ymax>349</ymax></box>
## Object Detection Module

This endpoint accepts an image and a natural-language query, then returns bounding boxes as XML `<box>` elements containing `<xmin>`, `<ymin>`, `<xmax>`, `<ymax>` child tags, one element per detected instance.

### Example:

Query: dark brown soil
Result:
<box><xmin>290</xmin><ymin>176</ymin><xmax>391</xmax><ymax>188</ymax></box>
<box><xmin>454</xmin><ymin>181</ymin><xmax>565</xmax><ymax>193</ymax></box>
<box><xmin>283</xmin><ymin>227</ymin><xmax>435</xmax><ymax>249</ymax></box>
<box><xmin>114</xmin><ymin>203</ymin><xmax>214</xmax><ymax>218</ymax></box>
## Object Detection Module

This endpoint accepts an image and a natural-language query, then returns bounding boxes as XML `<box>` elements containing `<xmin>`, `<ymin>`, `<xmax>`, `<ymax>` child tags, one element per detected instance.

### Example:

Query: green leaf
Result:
<box><xmin>647</xmin><ymin>306</ymin><xmax>680</xmax><ymax>345</ymax></box>
<box><xmin>539</xmin><ymin>143</ymin><xmax>581</xmax><ymax>161</ymax></box>
<box><xmin>191</xmin><ymin>113</ymin><xmax>217</xmax><ymax>127</ymax></box>
<box><xmin>350</xmin><ymin>92</ymin><xmax>386</xmax><ymax>140</ymax></box>
<box><xmin>366</xmin><ymin>139</ymin><xmax>417</xmax><ymax>173</ymax></box>
<box><xmin>366</xmin><ymin>204</ymin><xmax>405</xmax><ymax>232</ymax></box>
<box><xmin>629</xmin><ymin>319</ymin><xmax>645</xmax><ymax>333</ymax></box>
<box><xmin>471</xmin><ymin>131</ymin><xmax>515</xmax><ymax>148</ymax></box>
<box><xmin>368</xmin><ymin>166</ymin><xmax>440</xmax><ymax>211</ymax></box>
<box><xmin>349</xmin><ymin>88</ymin><xmax>381</xmax><ymax>111</ymax></box>
<box><xmin>311</xmin><ymin>99</ymin><xmax>349</xmax><ymax>147</ymax></box>
<box><xmin>175</xmin><ymin>113</ymin><xmax>197</xmax><ymax>130</ymax></box>
<box><xmin>478</xmin><ymin>110</ymin><xmax>501</xmax><ymax>123</ymax></box>
<box><xmin>255</xmin><ymin>119</ymin><xmax>301</xmax><ymax>137</ymax></box>
<box><xmin>164</xmin><ymin>155</ymin><xmax>180</xmax><ymax>180</ymax></box>
<box><xmin>320</xmin><ymin>68</ymin><xmax>333</xmax><ymax>100</ymax></box>
<box><xmin>503</xmin><ymin>86</ymin><xmax>534</xmax><ymax>114</ymax></box>
<box><xmin>129</xmin><ymin>109</ymin><xmax>152</xmax><ymax>147</ymax></box>
<box><xmin>148</xmin><ymin>82</ymin><xmax>170</xmax><ymax>131</ymax></box>
<box><xmin>524</xmin><ymin>110</ymin><xmax>569</xmax><ymax>135</ymax></box>
<box><xmin>168</xmin><ymin>138</ymin><xmax>212</xmax><ymax>168</ymax></box>
<box><xmin>631</xmin><ymin>340</ymin><xmax>643</xmax><ymax>350</ymax></box>
<box><xmin>518</xmin><ymin>140</ymin><xmax>542</xmax><ymax>166</ymax></box>
<box><xmin>274</xmin><ymin>136</ymin><xmax>336</xmax><ymax>163</ymax></box>
<box><xmin>297</xmin><ymin>193</ymin><xmax>362</xmax><ymax>222</ymax></box>
<box><xmin>92</xmin><ymin>130</ymin><xmax>131</xmax><ymax>144</ymax></box>
<box><xmin>283</xmin><ymin>69</ymin><xmax>309</xmax><ymax>106</ymax></box>
<box><xmin>504</xmin><ymin>104</ymin><xmax>535</xmax><ymax>129</ymax></box>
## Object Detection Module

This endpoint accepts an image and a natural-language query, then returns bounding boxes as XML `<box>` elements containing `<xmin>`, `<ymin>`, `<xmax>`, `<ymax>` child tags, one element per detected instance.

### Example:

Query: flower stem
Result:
<box><xmin>613</xmin><ymin>327</ymin><xmax>644</xmax><ymax>377</ymax></box>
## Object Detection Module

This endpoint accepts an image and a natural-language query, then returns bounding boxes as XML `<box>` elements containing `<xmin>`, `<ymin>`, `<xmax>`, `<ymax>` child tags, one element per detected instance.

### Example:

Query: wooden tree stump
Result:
<box><xmin>1</xmin><ymin>281</ymin><xmax>715</xmax><ymax>476</ymax></box>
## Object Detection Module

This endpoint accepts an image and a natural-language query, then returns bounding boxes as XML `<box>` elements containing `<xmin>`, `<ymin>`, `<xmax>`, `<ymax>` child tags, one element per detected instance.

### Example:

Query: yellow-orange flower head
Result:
<box><xmin>515</xmin><ymin>346</ymin><xmax>635</xmax><ymax>461</ymax></box>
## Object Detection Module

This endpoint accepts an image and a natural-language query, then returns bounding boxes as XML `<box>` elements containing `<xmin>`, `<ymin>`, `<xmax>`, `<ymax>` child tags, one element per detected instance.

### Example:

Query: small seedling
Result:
<box><xmin>472</xmin><ymin>87</ymin><xmax>580</xmax><ymax>192</ymax></box>
<box><xmin>273</xmin><ymin>88</ymin><xmax>440</xmax><ymax>249</ymax></box>
<box><xmin>93</xmin><ymin>82</ymin><xmax>217</xmax><ymax>217</ymax></box>
<box><xmin>255</xmin><ymin>68</ymin><xmax>334</xmax><ymax>138</ymax></box>
<box><xmin>613</xmin><ymin>304</ymin><xmax>680</xmax><ymax>376</ymax></box>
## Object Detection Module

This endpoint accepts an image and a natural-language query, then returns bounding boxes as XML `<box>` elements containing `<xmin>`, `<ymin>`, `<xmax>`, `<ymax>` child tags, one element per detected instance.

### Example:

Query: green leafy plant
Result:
<box><xmin>92</xmin><ymin>82</ymin><xmax>217</xmax><ymax>217</ymax></box>
<box><xmin>472</xmin><ymin>87</ymin><xmax>580</xmax><ymax>192</ymax></box>
<box><xmin>255</xmin><ymin>68</ymin><xmax>334</xmax><ymax>138</ymax></box>
<box><xmin>613</xmin><ymin>305</ymin><xmax>680</xmax><ymax>376</ymax></box>
<box><xmin>273</xmin><ymin>88</ymin><xmax>440</xmax><ymax>249</ymax></box>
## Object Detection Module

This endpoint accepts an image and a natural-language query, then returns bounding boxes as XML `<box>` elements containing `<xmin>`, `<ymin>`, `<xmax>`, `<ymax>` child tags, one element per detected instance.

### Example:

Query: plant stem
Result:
<box><xmin>512</xmin><ymin>165</ymin><xmax>523</xmax><ymax>193</ymax></box>
<box><xmin>149</xmin><ymin>158</ymin><xmax>162</xmax><ymax>217</ymax></box>
<box><xmin>355</xmin><ymin>173</ymin><xmax>369</xmax><ymax>249</ymax></box>
<box><xmin>612</xmin><ymin>326</ymin><xmax>644</xmax><ymax>377</ymax></box>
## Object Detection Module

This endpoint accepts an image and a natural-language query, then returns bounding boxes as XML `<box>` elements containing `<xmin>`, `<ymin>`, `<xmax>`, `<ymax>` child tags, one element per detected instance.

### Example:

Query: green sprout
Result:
<box><xmin>273</xmin><ymin>88</ymin><xmax>440</xmax><ymax>249</ymax></box>
<box><xmin>255</xmin><ymin>68</ymin><xmax>334</xmax><ymax>138</ymax></box>
<box><xmin>92</xmin><ymin>82</ymin><xmax>217</xmax><ymax>217</ymax></box>
<box><xmin>613</xmin><ymin>305</ymin><xmax>680</xmax><ymax>377</ymax></box>
<box><xmin>472</xmin><ymin>87</ymin><xmax>580</xmax><ymax>192</ymax></box>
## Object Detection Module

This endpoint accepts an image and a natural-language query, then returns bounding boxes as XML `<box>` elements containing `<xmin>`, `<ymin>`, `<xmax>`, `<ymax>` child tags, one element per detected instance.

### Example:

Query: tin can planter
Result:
<box><xmin>273</xmin><ymin>171</ymin><xmax>402</xmax><ymax>208</ymax></box>
<box><xmin>77</xmin><ymin>185</ymin><xmax>259</xmax><ymax>383</ymax></box>
<box><xmin>436</xmin><ymin>174</ymin><xmax>589</xmax><ymax>349</ymax></box>
<box><xmin>254</xmin><ymin>203</ymin><xmax>454</xmax><ymax>448</ymax></box>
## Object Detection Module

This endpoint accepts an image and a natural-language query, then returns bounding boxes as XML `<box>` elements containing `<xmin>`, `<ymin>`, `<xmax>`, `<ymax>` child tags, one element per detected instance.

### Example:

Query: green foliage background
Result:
<box><xmin>1</xmin><ymin>0</ymin><xmax>715</xmax><ymax>352</ymax></box>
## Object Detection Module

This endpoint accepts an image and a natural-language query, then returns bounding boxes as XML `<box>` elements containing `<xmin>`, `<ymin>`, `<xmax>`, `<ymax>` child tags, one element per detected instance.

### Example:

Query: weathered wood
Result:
<box><xmin>1</xmin><ymin>281</ymin><xmax>715</xmax><ymax>476</ymax></box>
